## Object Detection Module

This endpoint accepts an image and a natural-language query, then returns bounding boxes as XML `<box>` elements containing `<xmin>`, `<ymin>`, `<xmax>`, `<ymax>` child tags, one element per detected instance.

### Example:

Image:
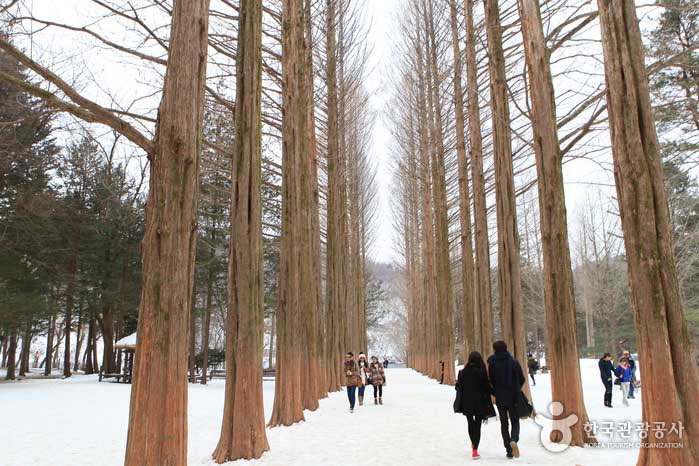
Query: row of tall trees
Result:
<box><xmin>0</xmin><ymin>0</ymin><xmax>379</xmax><ymax>464</ymax></box>
<box><xmin>392</xmin><ymin>0</ymin><xmax>699</xmax><ymax>461</ymax></box>
<box><xmin>391</xmin><ymin>0</ymin><xmax>458</xmax><ymax>385</ymax></box>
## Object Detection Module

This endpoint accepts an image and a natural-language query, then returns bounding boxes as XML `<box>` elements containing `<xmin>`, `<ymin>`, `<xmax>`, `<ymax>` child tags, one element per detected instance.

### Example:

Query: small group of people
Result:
<box><xmin>598</xmin><ymin>350</ymin><xmax>638</xmax><ymax>407</ymax></box>
<box><xmin>344</xmin><ymin>351</ymin><xmax>386</xmax><ymax>413</ymax></box>
<box><xmin>454</xmin><ymin>341</ymin><xmax>526</xmax><ymax>460</ymax></box>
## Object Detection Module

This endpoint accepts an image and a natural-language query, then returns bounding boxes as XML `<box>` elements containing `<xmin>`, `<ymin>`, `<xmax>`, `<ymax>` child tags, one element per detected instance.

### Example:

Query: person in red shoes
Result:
<box><xmin>455</xmin><ymin>351</ymin><xmax>495</xmax><ymax>460</ymax></box>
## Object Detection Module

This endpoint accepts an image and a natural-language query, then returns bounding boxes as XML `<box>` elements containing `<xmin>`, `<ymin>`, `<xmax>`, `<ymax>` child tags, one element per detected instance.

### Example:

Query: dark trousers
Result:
<box><xmin>629</xmin><ymin>378</ymin><xmax>635</xmax><ymax>397</ymax></box>
<box><xmin>347</xmin><ymin>386</ymin><xmax>357</xmax><ymax>409</ymax></box>
<box><xmin>373</xmin><ymin>384</ymin><xmax>383</xmax><ymax>398</ymax></box>
<box><xmin>358</xmin><ymin>385</ymin><xmax>366</xmax><ymax>398</ymax></box>
<box><xmin>529</xmin><ymin>372</ymin><xmax>536</xmax><ymax>385</ymax></box>
<box><xmin>466</xmin><ymin>415</ymin><xmax>484</xmax><ymax>449</ymax></box>
<box><xmin>497</xmin><ymin>406</ymin><xmax>520</xmax><ymax>453</ymax></box>
<box><xmin>603</xmin><ymin>378</ymin><xmax>613</xmax><ymax>405</ymax></box>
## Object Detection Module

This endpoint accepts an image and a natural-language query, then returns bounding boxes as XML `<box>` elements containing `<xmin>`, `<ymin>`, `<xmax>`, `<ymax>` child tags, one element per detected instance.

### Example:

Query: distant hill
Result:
<box><xmin>367</xmin><ymin>260</ymin><xmax>400</xmax><ymax>285</ymax></box>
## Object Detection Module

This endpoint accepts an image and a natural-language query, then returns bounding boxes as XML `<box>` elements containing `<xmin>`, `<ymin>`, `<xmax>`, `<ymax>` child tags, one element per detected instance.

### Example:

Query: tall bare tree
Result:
<box><xmin>449</xmin><ymin>0</ymin><xmax>476</xmax><ymax>360</ymax></box>
<box><xmin>598</xmin><ymin>1</ymin><xmax>699</xmax><ymax>463</ymax></box>
<box><xmin>483</xmin><ymin>0</ymin><xmax>529</xmax><ymax>391</ymax></box>
<box><xmin>465</xmin><ymin>0</ymin><xmax>493</xmax><ymax>357</ymax></box>
<box><xmin>212</xmin><ymin>0</ymin><xmax>270</xmax><ymax>461</ymax></box>
<box><xmin>124</xmin><ymin>2</ymin><xmax>210</xmax><ymax>464</ymax></box>
<box><xmin>519</xmin><ymin>0</ymin><xmax>594</xmax><ymax>444</ymax></box>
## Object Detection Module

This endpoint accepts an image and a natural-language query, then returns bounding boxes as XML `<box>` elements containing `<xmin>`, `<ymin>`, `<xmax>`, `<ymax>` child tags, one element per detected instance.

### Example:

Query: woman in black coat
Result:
<box><xmin>455</xmin><ymin>352</ymin><xmax>494</xmax><ymax>460</ymax></box>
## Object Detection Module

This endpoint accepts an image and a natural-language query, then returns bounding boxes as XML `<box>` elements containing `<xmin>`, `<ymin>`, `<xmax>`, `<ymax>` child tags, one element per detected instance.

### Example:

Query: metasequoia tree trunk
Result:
<box><xmin>201</xmin><ymin>254</ymin><xmax>214</xmax><ymax>385</ymax></box>
<box><xmin>64</xmin><ymin>219</ymin><xmax>80</xmax><ymax>378</ymax></box>
<box><xmin>423</xmin><ymin>0</ymin><xmax>455</xmax><ymax>385</ymax></box>
<box><xmin>52</xmin><ymin>324</ymin><xmax>63</xmax><ymax>369</ymax></box>
<box><xmin>19</xmin><ymin>320</ymin><xmax>31</xmax><ymax>376</ymax></box>
<box><xmin>483</xmin><ymin>0</ymin><xmax>529</xmax><ymax>391</ymax></box>
<box><xmin>84</xmin><ymin>317</ymin><xmax>95</xmax><ymax>374</ymax></box>
<box><xmin>73</xmin><ymin>309</ymin><xmax>83</xmax><ymax>372</ymax></box>
<box><xmin>597</xmin><ymin>1</ymin><xmax>699</xmax><ymax>464</ymax></box>
<box><xmin>44</xmin><ymin>313</ymin><xmax>55</xmax><ymax>376</ymax></box>
<box><xmin>63</xmin><ymin>287</ymin><xmax>73</xmax><ymax>377</ymax></box>
<box><xmin>406</xmin><ymin>113</ymin><xmax>423</xmax><ymax>371</ymax></box>
<box><xmin>5</xmin><ymin>325</ymin><xmax>17</xmax><ymax>380</ymax></box>
<box><xmin>213</xmin><ymin>0</ymin><xmax>269</xmax><ymax>459</ymax></box>
<box><xmin>414</xmin><ymin>23</ymin><xmax>440</xmax><ymax>379</ymax></box>
<box><xmin>304</xmin><ymin>0</ymin><xmax>327</xmax><ymax>403</ymax></box>
<box><xmin>124</xmin><ymin>1</ymin><xmax>210</xmax><ymax>464</ymax></box>
<box><xmin>100</xmin><ymin>307</ymin><xmax>117</xmax><ymax>374</ymax></box>
<box><xmin>324</xmin><ymin>0</ymin><xmax>345</xmax><ymax>393</ymax></box>
<box><xmin>91</xmin><ymin>326</ymin><xmax>98</xmax><ymax>371</ymax></box>
<box><xmin>116</xmin><ymin>251</ymin><xmax>128</xmax><ymax>371</ymax></box>
<box><xmin>188</xmin><ymin>286</ymin><xmax>197</xmax><ymax>384</ymax></box>
<box><xmin>1</xmin><ymin>332</ymin><xmax>8</xmax><ymax>369</ymax></box>
<box><xmin>1</xmin><ymin>332</ymin><xmax>8</xmax><ymax>368</ymax></box>
<box><xmin>267</xmin><ymin>313</ymin><xmax>275</xmax><ymax>370</ymax></box>
<box><xmin>465</xmin><ymin>0</ymin><xmax>493</xmax><ymax>358</ymax></box>
<box><xmin>519</xmin><ymin>0</ymin><xmax>594</xmax><ymax>444</ymax></box>
<box><xmin>347</xmin><ymin>110</ymin><xmax>366</xmax><ymax>357</ymax></box>
<box><xmin>337</xmin><ymin>6</ymin><xmax>354</xmax><ymax>356</ymax></box>
<box><xmin>449</xmin><ymin>0</ymin><xmax>476</xmax><ymax>359</ymax></box>
<box><xmin>269</xmin><ymin>0</ymin><xmax>310</xmax><ymax>427</ymax></box>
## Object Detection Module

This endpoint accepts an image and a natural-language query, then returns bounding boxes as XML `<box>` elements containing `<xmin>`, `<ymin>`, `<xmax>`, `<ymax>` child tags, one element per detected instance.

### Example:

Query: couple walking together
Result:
<box><xmin>454</xmin><ymin>340</ymin><xmax>528</xmax><ymax>460</ymax></box>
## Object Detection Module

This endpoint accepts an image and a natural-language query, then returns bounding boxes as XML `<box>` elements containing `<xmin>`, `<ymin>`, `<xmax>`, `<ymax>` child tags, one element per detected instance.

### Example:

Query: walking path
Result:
<box><xmin>1</xmin><ymin>362</ymin><xmax>641</xmax><ymax>466</ymax></box>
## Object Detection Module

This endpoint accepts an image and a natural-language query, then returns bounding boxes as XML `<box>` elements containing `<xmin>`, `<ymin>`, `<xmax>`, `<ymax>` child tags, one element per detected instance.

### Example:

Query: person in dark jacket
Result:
<box><xmin>527</xmin><ymin>353</ymin><xmax>539</xmax><ymax>386</ymax></box>
<box><xmin>456</xmin><ymin>352</ymin><xmax>494</xmax><ymax>460</ymax></box>
<box><xmin>598</xmin><ymin>353</ymin><xmax>614</xmax><ymax>407</ymax></box>
<box><xmin>623</xmin><ymin>351</ymin><xmax>637</xmax><ymax>399</ymax></box>
<box><xmin>488</xmin><ymin>341</ymin><xmax>525</xmax><ymax>459</ymax></box>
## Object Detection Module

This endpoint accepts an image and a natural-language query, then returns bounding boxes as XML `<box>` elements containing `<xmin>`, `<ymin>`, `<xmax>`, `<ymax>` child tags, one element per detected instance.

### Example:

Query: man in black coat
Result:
<box><xmin>599</xmin><ymin>353</ymin><xmax>614</xmax><ymax>407</ymax></box>
<box><xmin>488</xmin><ymin>340</ymin><xmax>525</xmax><ymax>459</ymax></box>
<box><xmin>623</xmin><ymin>351</ymin><xmax>636</xmax><ymax>399</ymax></box>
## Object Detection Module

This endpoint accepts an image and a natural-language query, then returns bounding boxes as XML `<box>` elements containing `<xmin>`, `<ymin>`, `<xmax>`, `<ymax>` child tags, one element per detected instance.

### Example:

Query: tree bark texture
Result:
<box><xmin>483</xmin><ymin>0</ymin><xmax>529</xmax><ymax>391</ymax></box>
<box><xmin>450</xmin><ymin>0</ymin><xmax>476</xmax><ymax>360</ymax></box>
<box><xmin>465</xmin><ymin>0</ymin><xmax>493</xmax><ymax>358</ymax></box>
<box><xmin>213</xmin><ymin>0</ymin><xmax>270</xmax><ymax>460</ymax></box>
<box><xmin>324</xmin><ymin>0</ymin><xmax>346</xmax><ymax>393</ymax></box>
<box><xmin>519</xmin><ymin>0</ymin><xmax>594</xmax><ymax>444</ymax></box>
<box><xmin>123</xmin><ymin>1</ymin><xmax>210</xmax><ymax>464</ymax></box>
<box><xmin>269</xmin><ymin>0</ymin><xmax>315</xmax><ymax>427</ymax></box>
<box><xmin>598</xmin><ymin>1</ymin><xmax>699</xmax><ymax>463</ymax></box>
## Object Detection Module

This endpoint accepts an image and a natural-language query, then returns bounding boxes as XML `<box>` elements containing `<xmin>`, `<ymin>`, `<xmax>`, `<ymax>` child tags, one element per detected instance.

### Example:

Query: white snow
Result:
<box><xmin>115</xmin><ymin>333</ymin><xmax>137</xmax><ymax>349</ymax></box>
<box><xmin>1</xmin><ymin>359</ymin><xmax>643</xmax><ymax>466</ymax></box>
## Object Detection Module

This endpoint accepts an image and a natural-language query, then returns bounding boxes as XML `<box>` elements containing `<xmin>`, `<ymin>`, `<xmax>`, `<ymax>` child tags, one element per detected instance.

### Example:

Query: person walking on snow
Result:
<box><xmin>598</xmin><ymin>352</ymin><xmax>614</xmax><ymax>407</ymax></box>
<box><xmin>357</xmin><ymin>352</ymin><xmax>370</xmax><ymax>406</ymax></box>
<box><xmin>456</xmin><ymin>351</ymin><xmax>495</xmax><ymax>460</ymax></box>
<box><xmin>344</xmin><ymin>352</ymin><xmax>362</xmax><ymax>413</ymax></box>
<box><xmin>488</xmin><ymin>340</ymin><xmax>525</xmax><ymax>459</ymax></box>
<box><xmin>615</xmin><ymin>357</ymin><xmax>632</xmax><ymax>407</ymax></box>
<box><xmin>622</xmin><ymin>351</ymin><xmax>637</xmax><ymax>399</ymax></box>
<box><xmin>526</xmin><ymin>353</ymin><xmax>539</xmax><ymax>386</ymax></box>
<box><xmin>369</xmin><ymin>356</ymin><xmax>386</xmax><ymax>405</ymax></box>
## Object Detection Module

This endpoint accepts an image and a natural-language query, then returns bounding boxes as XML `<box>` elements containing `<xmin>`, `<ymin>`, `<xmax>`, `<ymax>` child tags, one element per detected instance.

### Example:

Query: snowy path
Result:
<box><xmin>1</xmin><ymin>361</ymin><xmax>641</xmax><ymax>466</ymax></box>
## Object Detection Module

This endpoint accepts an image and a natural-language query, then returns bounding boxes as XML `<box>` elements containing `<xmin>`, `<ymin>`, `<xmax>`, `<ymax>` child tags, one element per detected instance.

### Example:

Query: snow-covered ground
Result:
<box><xmin>1</xmin><ymin>359</ymin><xmax>642</xmax><ymax>466</ymax></box>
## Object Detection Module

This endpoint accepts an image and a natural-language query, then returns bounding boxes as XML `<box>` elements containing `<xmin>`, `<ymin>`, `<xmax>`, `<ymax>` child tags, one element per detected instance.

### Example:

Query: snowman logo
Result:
<box><xmin>533</xmin><ymin>401</ymin><xmax>579</xmax><ymax>453</ymax></box>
